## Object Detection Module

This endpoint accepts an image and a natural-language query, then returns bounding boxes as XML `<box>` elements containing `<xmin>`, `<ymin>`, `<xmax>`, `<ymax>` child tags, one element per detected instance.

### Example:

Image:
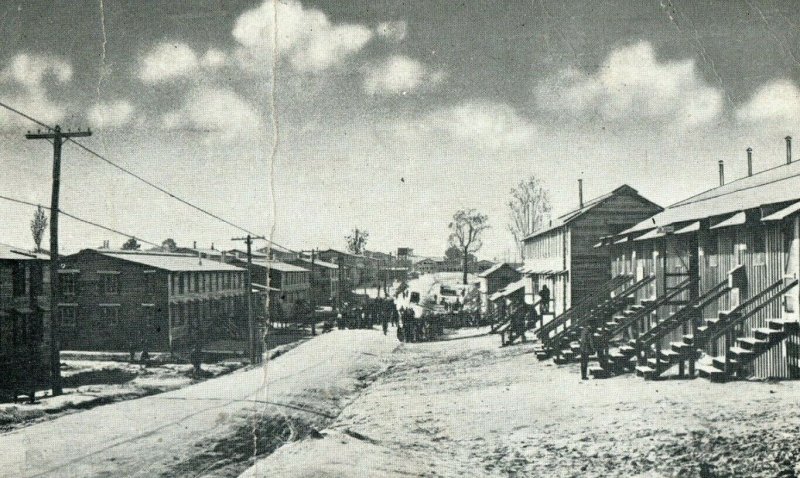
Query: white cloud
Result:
<box><xmin>536</xmin><ymin>41</ymin><xmax>723</xmax><ymax>128</ymax></box>
<box><xmin>200</xmin><ymin>48</ymin><xmax>228</xmax><ymax>69</ymax></box>
<box><xmin>377</xmin><ymin>20</ymin><xmax>407</xmax><ymax>42</ymax></box>
<box><xmin>88</xmin><ymin>100</ymin><xmax>134</xmax><ymax>129</ymax></box>
<box><xmin>401</xmin><ymin>101</ymin><xmax>537</xmax><ymax>150</ymax></box>
<box><xmin>162</xmin><ymin>86</ymin><xmax>263</xmax><ymax>142</ymax></box>
<box><xmin>736</xmin><ymin>79</ymin><xmax>800</xmax><ymax>126</ymax></box>
<box><xmin>363</xmin><ymin>55</ymin><xmax>444</xmax><ymax>95</ymax></box>
<box><xmin>232</xmin><ymin>0</ymin><xmax>373</xmax><ymax>73</ymax></box>
<box><xmin>139</xmin><ymin>42</ymin><xmax>199</xmax><ymax>83</ymax></box>
<box><xmin>0</xmin><ymin>53</ymin><xmax>72</xmax><ymax>128</ymax></box>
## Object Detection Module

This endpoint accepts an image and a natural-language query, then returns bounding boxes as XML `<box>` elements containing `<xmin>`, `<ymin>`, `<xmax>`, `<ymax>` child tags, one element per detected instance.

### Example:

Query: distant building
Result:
<box><xmin>414</xmin><ymin>258</ymin><xmax>439</xmax><ymax>275</ymax></box>
<box><xmin>520</xmin><ymin>184</ymin><xmax>662</xmax><ymax>315</ymax></box>
<box><xmin>230</xmin><ymin>259</ymin><xmax>310</xmax><ymax>318</ymax></box>
<box><xmin>317</xmin><ymin>249</ymin><xmax>366</xmax><ymax>287</ymax></box>
<box><xmin>0</xmin><ymin>244</ymin><xmax>50</xmax><ymax>396</ymax></box>
<box><xmin>287</xmin><ymin>256</ymin><xmax>339</xmax><ymax>306</ymax></box>
<box><xmin>59</xmin><ymin>249</ymin><xmax>248</xmax><ymax>352</ymax></box>
<box><xmin>477</xmin><ymin>263</ymin><xmax>521</xmax><ymax>314</ymax></box>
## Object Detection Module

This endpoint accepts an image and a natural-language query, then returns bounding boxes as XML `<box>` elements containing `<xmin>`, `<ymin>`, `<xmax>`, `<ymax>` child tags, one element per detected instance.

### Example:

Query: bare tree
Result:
<box><xmin>161</xmin><ymin>238</ymin><xmax>177</xmax><ymax>252</ymax></box>
<box><xmin>345</xmin><ymin>228</ymin><xmax>369</xmax><ymax>255</ymax></box>
<box><xmin>30</xmin><ymin>205</ymin><xmax>48</xmax><ymax>253</ymax></box>
<box><xmin>448</xmin><ymin>209</ymin><xmax>489</xmax><ymax>285</ymax></box>
<box><xmin>508</xmin><ymin>176</ymin><xmax>552</xmax><ymax>259</ymax></box>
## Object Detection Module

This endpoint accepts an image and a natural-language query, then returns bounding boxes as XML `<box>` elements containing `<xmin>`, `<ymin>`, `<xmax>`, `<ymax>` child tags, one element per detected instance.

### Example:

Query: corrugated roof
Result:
<box><xmin>522</xmin><ymin>185</ymin><xmax>658</xmax><ymax>241</ymax></box>
<box><xmin>0</xmin><ymin>243</ymin><xmax>46</xmax><ymax>261</ymax></box>
<box><xmin>477</xmin><ymin>262</ymin><xmax>508</xmax><ymax>278</ymax></box>
<box><xmin>251</xmin><ymin>260</ymin><xmax>310</xmax><ymax>273</ymax></box>
<box><xmin>626</xmin><ymin>160</ymin><xmax>800</xmax><ymax>234</ymax></box>
<box><xmin>95</xmin><ymin>250</ymin><xmax>245</xmax><ymax>272</ymax></box>
<box><xmin>294</xmin><ymin>257</ymin><xmax>338</xmax><ymax>269</ymax></box>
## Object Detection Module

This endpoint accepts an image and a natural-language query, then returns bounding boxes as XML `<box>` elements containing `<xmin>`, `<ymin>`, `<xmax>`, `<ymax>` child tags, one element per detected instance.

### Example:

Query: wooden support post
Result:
<box><xmin>655</xmin><ymin>339</ymin><xmax>661</xmax><ymax>374</ymax></box>
<box><xmin>724</xmin><ymin>330</ymin><xmax>732</xmax><ymax>375</ymax></box>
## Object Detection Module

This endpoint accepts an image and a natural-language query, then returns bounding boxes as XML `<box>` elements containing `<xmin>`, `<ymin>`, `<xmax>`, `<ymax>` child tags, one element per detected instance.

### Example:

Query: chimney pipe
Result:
<box><xmin>747</xmin><ymin>147</ymin><xmax>753</xmax><ymax>177</ymax></box>
<box><xmin>578</xmin><ymin>179</ymin><xmax>584</xmax><ymax>209</ymax></box>
<box><xmin>211</xmin><ymin>243</ymin><xmax>215</xmax><ymax>250</ymax></box>
<box><xmin>787</xmin><ymin>136</ymin><xmax>793</xmax><ymax>164</ymax></box>
<box><xmin>718</xmin><ymin>160</ymin><xmax>725</xmax><ymax>186</ymax></box>
<box><xmin>193</xmin><ymin>240</ymin><xmax>197</xmax><ymax>249</ymax></box>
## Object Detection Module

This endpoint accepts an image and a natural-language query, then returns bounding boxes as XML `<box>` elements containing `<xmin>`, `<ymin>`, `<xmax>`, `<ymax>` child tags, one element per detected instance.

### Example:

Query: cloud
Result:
<box><xmin>736</xmin><ymin>79</ymin><xmax>800</xmax><ymax>126</ymax></box>
<box><xmin>161</xmin><ymin>86</ymin><xmax>263</xmax><ymax>142</ymax></box>
<box><xmin>401</xmin><ymin>101</ymin><xmax>537</xmax><ymax>150</ymax></box>
<box><xmin>232</xmin><ymin>0</ymin><xmax>373</xmax><ymax>73</ymax></box>
<box><xmin>88</xmin><ymin>100</ymin><xmax>134</xmax><ymax>129</ymax></box>
<box><xmin>377</xmin><ymin>20</ymin><xmax>407</xmax><ymax>42</ymax></box>
<box><xmin>200</xmin><ymin>48</ymin><xmax>228</xmax><ymax>69</ymax></box>
<box><xmin>139</xmin><ymin>42</ymin><xmax>199</xmax><ymax>83</ymax></box>
<box><xmin>0</xmin><ymin>53</ymin><xmax>72</xmax><ymax>127</ymax></box>
<box><xmin>536</xmin><ymin>41</ymin><xmax>723</xmax><ymax>128</ymax></box>
<box><xmin>363</xmin><ymin>55</ymin><xmax>445</xmax><ymax>95</ymax></box>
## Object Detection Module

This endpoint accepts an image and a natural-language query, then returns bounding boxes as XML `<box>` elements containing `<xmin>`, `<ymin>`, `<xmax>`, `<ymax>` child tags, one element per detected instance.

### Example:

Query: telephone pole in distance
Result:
<box><xmin>231</xmin><ymin>234</ymin><xmax>265</xmax><ymax>364</ymax></box>
<box><xmin>26</xmin><ymin>125</ymin><xmax>92</xmax><ymax>396</ymax></box>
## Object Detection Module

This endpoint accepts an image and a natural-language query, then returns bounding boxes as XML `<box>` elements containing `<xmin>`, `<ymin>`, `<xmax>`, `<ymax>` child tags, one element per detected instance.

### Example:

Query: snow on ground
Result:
<box><xmin>0</xmin><ymin>330</ymin><xmax>398</xmax><ymax>477</ymax></box>
<box><xmin>247</xmin><ymin>329</ymin><xmax>800</xmax><ymax>478</ymax></box>
<box><xmin>0</xmin><ymin>360</ymin><xmax>242</xmax><ymax>432</ymax></box>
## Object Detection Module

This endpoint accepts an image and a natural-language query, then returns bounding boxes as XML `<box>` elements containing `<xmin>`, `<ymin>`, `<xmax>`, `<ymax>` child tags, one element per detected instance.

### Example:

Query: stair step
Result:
<box><xmin>618</xmin><ymin>345</ymin><xmax>636</xmax><ymax>355</ymax></box>
<box><xmin>697</xmin><ymin>364</ymin><xmax>726</xmax><ymax>382</ymax></box>
<box><xmin>635</xmin><ymin>365</ymin><xmax>656</xmax><ymax>379</ymax></box>
<box><xmin>683</xmin><ymin>334</ymin><xmax>694</xmax><ymax>345</ymax></box>
<box><xmin>729</xmin><ymin>346</ymin><xmax>755</xmax><ymax>357</ymax></box>
<box><xmin>660</xmin><ymin>349</ymin><xmax>681</xmax><ymax>361</ymax></box>
<box><xmin>706</xmin><ymin>317</ymin><xmax>720</xmax><ymax>326</ymax></box>
<box><xmin>736</xmin><ymin>337</ymin><xmax>768</xmax><ymax>350</ymax></box>
<box><xmin>712</xmin><ymin>356</ymin><xmax>738</xmax><ymax>370</ymax></box>
<box><xmin>588</xmin><ymin>365</ymin><xmax>612</xmax><ymax>379</ymax></box>
<box><xmin>753</xmin><ymin>327</ymin><xmax>785</xmax><ymax>341</ymax></box>
<box><xmin>768</xmin><ymin>319</ymin><xmax>800</xmax><ymax>331</ymax></box>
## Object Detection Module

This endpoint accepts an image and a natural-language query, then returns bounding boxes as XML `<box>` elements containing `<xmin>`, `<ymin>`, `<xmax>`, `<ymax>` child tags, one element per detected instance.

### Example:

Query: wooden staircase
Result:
<box><xmin>536</xmin><ymin>275</ymin><xmax>654</xmax><ymax>361</ymax></box>
<box><xmin>692</xmin><ymin>278</ymin><xmax>800</xmax><ymax>382</ymax></box>
<box><xmin>588</xmin><ymin>279</ymin><xmax>693</xmax><ymax>377</ymax></box>
<box><xmin>631</xmin><ymin>278</ymin><xmax>732</xmax><ymax>380</ymax></box>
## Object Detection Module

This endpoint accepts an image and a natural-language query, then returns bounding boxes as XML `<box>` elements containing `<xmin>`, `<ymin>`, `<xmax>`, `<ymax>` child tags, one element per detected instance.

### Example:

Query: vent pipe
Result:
<box><xmin>578</xmin><ymin>179</ymin><xmax>584</xmax><ymax>209</ymax></box>
<box><xmin>747</xmin><ymin>147</ymin><xmax>753</xmax><ymax>177</ymax></box>
<box><xmin>718</xmin><ymin>160</ymin><xmax>725</xmax><ymax>186</ymax></box>
<box><xmin>787</xmin><ymin>136</ymin><xmax>793</xmax><ymax>164</ymax></box>
<box><xmin>193</xmin><ymin>240</ymin><xmax>197</xmax><ymax>249</ymax></box>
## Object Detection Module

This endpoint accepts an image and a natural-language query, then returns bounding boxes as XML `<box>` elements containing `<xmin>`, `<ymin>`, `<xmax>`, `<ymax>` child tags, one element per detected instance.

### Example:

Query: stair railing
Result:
<box><xmin>537</xmin><ymin>274</ymin><xmax>632</xmax><ymax>339</ymax></box>
<box><xmin>542</xmin><ymin>274</ymin><xmax>655</xmax><ymax>349</ymax></box>
<box><xmin>637</xmin><ymin>278</ymin><xmax>730</xmax><ymax>349</ymax></box>
<box><xmin>604</xmin><ymin>277</ymin><xmax>694</xmax><ymax>341</ymax></box>
<box><xmin>703</xmin><ymin>278</ymin><xmax>799</xmax><ymax>374</ymax></box>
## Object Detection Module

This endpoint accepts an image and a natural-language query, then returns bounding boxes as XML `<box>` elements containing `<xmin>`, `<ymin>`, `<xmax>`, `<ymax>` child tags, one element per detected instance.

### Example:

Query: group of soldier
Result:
<box><xmin>336</xmin><ymin>297</ymin><xmax>399</xmax><ymax>334</ymax></box>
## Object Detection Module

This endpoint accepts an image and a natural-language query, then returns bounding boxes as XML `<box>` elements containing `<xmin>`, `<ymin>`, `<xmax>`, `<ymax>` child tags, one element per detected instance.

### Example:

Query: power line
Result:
<box><xmin>0</xmin><ymin>99</ymin><xmax>297</xmax><ymax>254</ymax></box>
<box><xmin>0</xmin><ymin>194</ymin><xmax>159</xmax><ymax>247</ymax></box>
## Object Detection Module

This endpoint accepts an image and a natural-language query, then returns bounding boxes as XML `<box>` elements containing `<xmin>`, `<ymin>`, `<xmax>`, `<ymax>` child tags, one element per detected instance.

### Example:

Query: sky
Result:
<box><xmin>1</xmin><ymin>0</ymin><xmax>800</xmax><ymax>260</ymax></box>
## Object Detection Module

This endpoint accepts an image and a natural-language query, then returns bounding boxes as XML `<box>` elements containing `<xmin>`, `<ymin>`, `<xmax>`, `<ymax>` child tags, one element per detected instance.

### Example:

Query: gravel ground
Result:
<box><xmin>252</xmin><ymin>329</ymin><xmax>800</xmax><ymax>477</ymax></box>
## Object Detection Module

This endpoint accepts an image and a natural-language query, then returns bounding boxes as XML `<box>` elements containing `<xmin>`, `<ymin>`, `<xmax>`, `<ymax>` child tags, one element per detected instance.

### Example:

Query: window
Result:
<box><xmin>752</xmin><ymin>228</ymin><xmax>766</xmax><ymax>266</ymax></box>
<box><xmin>143</xmin><ymin>306</ymin><xmax>157</xmax><ymax>331</ymax></box>
<box><xmin>101</xmin><ymin>306</ymin><xmax>119</xmax><ymax>326</ymax></box>
<box><xmin>102</xmin><ymin>274</ymin><xmax>120</xmax><ymax>295</ymax></box>
<box><xmin>61</xmin><ymin>273</ymin><xmax>77</xmax><ymax>296</ymax></box>
<box><xmin>705</xmin><ymin>231</ymin><xmax>719</xmax><ymax>268</ymax></box>
<box><xmin>60</xmin><ymin>306</ymin><xmax>77</xmax><ymax>327</ymax></box>
<box><xmin>12</xmin><ymin>262</ymin><xmax>26</xmax><ymax>297</ymax></box>
<box><xmin>144</xmin><ymin>272</ymin><xmax>158</xmax><ymax>295</ymax></box>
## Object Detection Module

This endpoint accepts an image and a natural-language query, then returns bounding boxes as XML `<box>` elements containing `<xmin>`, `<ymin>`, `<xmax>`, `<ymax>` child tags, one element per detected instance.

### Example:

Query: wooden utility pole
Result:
<box><xmin>26</xmin><ymin>125</ymin><xmax>92</xmax><ymax>396</ymax></box>
<box><xmin>310</xmin><ymin>249</ymin><xmax>316</xmax><ymax>336</ymax></box>
<box><xmin>232</xmin><ymin>234</ymin><xmax>265</xmax><ymax>364</ymax></box>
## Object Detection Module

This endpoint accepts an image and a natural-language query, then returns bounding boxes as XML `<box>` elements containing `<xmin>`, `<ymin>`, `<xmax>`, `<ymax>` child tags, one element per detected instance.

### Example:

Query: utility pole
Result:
<box><xmin>310</xmin><ymin>249</ymin><xmax>316</xmax><ymax>336</ymax></box>
<box><xmin>232</xmin><ymin>234</ymin><xmax>265</xmax><ymax>364</ymax></box>
<box><xmin>26</xmin><ymin>125</ymin><xmax>92</xmax><ymax>396</ymax></box>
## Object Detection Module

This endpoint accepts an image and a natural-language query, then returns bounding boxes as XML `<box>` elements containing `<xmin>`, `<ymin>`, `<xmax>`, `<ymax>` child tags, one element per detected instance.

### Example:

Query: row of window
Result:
<box><xmin>169</xmin><ymin>297</ymin><xmax>240</xmax><ymax>328</ymax></box>
<box><xmin>169</xmin><ymin>271</ymin><xmax>245</xmax><ymax>296</ymax></box>
<box><xmin>58</xmin><ymin>305</ymin><xmax>156</xmax><ymax>328</ymax></box>
<box><xmin>525</xmin><ymin>231</ymin><xmax>564</xmax><ymax>260</ymax></box>
<box><xmin>58</xmin><ymin>272</ymin><xmax>159</xmax><ymax>296</ymax></box>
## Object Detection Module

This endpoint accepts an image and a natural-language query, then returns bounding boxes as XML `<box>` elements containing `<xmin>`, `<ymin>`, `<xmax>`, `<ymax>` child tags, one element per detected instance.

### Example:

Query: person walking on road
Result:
<box><xmin>381</xmin><ymin>311</ymin><xmax>389</xmax><ymax>335</ymax></box>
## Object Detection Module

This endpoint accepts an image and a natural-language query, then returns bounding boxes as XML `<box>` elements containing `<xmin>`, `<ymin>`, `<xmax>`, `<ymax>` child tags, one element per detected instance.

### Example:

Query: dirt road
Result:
<box><xmin>0</xmin><ymin>330</ymin><xmax>397</xmax><ymax>478</ymax></box>
<box><xmin>247</xmin><ymin>329</ymin><xmax>800</xmax><ymax>478</ymax></box>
